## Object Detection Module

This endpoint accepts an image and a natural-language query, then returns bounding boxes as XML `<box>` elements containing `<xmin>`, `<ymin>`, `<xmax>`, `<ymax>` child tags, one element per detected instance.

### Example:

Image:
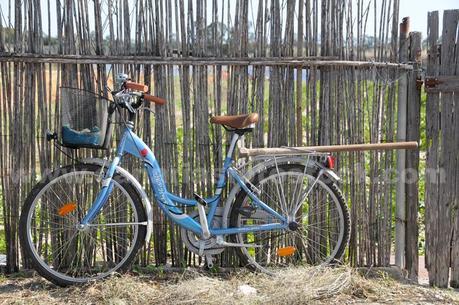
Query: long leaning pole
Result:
<box><xmin>238</xmin><ymin>141</ymin><xmax>418</xmax><ymax>157</ymax></box>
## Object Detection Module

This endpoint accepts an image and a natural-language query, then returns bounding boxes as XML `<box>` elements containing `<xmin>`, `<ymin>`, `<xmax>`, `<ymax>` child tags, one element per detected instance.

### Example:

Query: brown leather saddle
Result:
<box><xmin>210</xmin><ymin>113</ymin><xmax>259</xmax><ymax>129</ymax></box>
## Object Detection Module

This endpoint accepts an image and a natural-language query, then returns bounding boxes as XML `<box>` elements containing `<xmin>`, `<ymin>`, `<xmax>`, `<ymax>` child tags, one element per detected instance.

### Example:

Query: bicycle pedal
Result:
<box><xmin>238</xmin><ymin>206</ymin><xmax>257</xmax><ymax>218</ymax></box>
<box><xmin>205</xmin><ymin>254</ymin><xmax>215</xmax><ymax>268</ymax></box>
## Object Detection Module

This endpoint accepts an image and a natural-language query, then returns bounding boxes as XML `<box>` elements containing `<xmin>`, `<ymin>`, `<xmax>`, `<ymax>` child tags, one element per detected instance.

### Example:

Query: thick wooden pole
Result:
<box><xmin>405</xmin><ymin>31</ymin><xmax>421</xmax><ymax>281</ymax></box>
<box><xmin>446</xmin><ymin>9</ymin><xmax>459</xmax><ymax>288</ymax></box>
<box><xmin>425</xmin><ymin>10</ymin><xmax>440</xmax><ymax>287</ymax></box>
<box><xmin>437</xmin><ymin>10</ymin><xmax>459</xmax><ymax>288</ymax></box>
<box><xmin>296</xmin><ymin>0</ymin><xmax>304</xmax><ymax>146</ymax></box>
<box><xmin>395</xmin><ymin>16</ymin><xmax>410</xmax><ymax>270</ymax></box>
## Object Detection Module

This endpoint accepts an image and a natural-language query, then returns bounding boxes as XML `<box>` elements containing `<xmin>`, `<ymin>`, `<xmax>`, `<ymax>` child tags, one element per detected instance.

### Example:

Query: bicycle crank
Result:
<box><xmin>180</xmin><ymin>209</ymin><xmax>225</xmax><ymax>256</ymax></box>
<box><xmin>215</xmin><ymin>236</ymin><xmax>263</xmax><ymax>248</ymax></box>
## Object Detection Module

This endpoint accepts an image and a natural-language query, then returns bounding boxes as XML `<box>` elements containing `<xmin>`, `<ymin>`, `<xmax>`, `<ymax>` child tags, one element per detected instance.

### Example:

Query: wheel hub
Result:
<box><xmin>288</xmin><ymin>221</ymin><xmax>300</xmax><ymax>231</ymax></box>
<box><xmin>77</xmin><ymin>223</ymin><xmax>90</xmax><ymax>232</ymax></box>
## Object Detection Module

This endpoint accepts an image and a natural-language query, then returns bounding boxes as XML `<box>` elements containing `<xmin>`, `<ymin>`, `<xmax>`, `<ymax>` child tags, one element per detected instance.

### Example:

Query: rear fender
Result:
<box><xmin>221</xmin><ymin>156</ymin><xmax>340</xmax><ymax>229</ymax></box>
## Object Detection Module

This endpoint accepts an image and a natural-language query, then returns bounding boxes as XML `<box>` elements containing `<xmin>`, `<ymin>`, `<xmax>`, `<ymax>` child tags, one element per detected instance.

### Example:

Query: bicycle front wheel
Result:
<box><xmin>19</xmin><ymin>164</ymin><xmax>146</xmax><ymax>286</ymax></box>
<box><xmin>229</xmin><ymin>163</ymin><xmax>350</xmax><ymax>272</ymax></box>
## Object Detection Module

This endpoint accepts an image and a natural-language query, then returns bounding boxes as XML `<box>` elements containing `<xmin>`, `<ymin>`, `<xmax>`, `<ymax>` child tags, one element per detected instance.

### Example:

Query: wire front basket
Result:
<box><xmin>60</xmin><ymin>87</ymin><xmax>113</xmax><ymax>149</ymax></box>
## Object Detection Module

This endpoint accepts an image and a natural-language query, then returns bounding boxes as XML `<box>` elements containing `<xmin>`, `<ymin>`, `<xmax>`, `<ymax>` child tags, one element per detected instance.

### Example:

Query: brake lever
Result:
<box><xmin>124</xmin><ymin>101</ymin><xmax>136</xmax><ymax>113</ymax></box>
<box><xmin>140</xmin><ymin>107</ymin><xmax>156</xmax><ymax>115</ymax></box>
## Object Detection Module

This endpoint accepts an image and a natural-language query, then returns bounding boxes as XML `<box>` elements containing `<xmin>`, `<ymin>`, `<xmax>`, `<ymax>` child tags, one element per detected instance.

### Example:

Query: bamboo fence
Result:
<box><xmin>0</xmin><ymin>0</ymin><xmax>408</xmax><ymax>273</ymax></box>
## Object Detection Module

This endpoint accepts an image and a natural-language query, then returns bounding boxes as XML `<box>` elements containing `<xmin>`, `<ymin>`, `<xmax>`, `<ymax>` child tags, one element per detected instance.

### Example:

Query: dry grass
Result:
<box><xmin>0</xmin><ymin>267</ymin><xmax>458</xmax><ymax>305</ymax></box>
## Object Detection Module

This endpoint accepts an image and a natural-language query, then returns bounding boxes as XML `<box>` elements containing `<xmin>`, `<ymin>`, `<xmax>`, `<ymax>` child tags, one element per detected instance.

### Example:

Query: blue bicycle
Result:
<box><xmin>19</xmin><ymin>75</ymin><xmax>350</xmax><ymax>286</ymax></box>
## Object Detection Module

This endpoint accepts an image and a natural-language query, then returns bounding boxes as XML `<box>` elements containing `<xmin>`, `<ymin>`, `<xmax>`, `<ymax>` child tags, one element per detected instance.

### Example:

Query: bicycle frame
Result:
<box><xmin>80</xmin><ymin>124</ymin><xmax>288</xmax><ymax>238</ymax></box>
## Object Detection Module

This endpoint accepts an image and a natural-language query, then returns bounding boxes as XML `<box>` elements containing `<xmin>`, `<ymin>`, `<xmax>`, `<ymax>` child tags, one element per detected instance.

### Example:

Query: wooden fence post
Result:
<box><xmin>425</xmin><ymin>9</ymin><xmax>459</xmax><ymax>288</ymax></box>
<box><xmin>436</xmin><ymin>10</ymin><xmax>458</xmax><ymax>288</ymax></box>
<box><xmin>405</xmin><ymin>31</ymin><xmax>422</xmax><ymax>281</ymax></box>
<box><xmin>425</xmin><ymin>10</ymin><xmax>441</xmax><ymax>287</ymax></box>
<box><xmin>395</xmin><ymin>16</ymin><xmax>410</xmax><ymax>269</ymax></box>
<box><xmin>444</xmin><ymin>9</ymin><xmax>459</xmax><ymax>290</ymax></box>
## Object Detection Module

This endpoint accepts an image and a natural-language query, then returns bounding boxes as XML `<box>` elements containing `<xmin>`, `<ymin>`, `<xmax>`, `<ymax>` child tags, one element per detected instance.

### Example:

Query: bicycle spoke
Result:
<box><xmin>25</xmin><ymin>168</ymin><xmax>142</xmax><ymax>283</ymax></box>
<box><xmin>232</xmin><ymin>164</ymin><xmax>348</xmax><ymax>271</ymax></box>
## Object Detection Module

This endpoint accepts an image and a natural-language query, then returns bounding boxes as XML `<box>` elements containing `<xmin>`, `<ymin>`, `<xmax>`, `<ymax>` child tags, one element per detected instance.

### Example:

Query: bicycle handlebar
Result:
<box><xmin>125</xmin><ymin>81</ymin><xmax>148</xmax><ymax>92</ymax></box>
<box><xmin>143</xmin><ymin>94</ymin><xmax>166</xmax><ymax>105</ymax></box>
<box><xmin>121</xmin><ymin>80</ymin><xmax>167</xmax><ymax>106</ymax></box>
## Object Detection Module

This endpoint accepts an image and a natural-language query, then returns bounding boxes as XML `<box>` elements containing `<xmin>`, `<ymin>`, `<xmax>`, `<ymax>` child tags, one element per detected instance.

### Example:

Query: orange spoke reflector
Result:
<box><xmin>58</xmin><ymin>203</ymin><xmax>77</xmax><ymax>217</ymax></box>
<box><xmin>277</xmin><ymin>246</ymin><xmax>296</xmax><ymax>257</ymax></box>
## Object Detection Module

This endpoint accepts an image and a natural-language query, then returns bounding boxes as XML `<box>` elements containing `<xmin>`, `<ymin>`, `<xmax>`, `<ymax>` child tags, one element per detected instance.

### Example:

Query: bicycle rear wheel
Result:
<box><xmin>19</xmin><ymin>164</ymin><xmax>146</xmax><ymax>286</ymax></box>
<box><xmin>229</xmin><ymin>163</ymin><xmax>350</xmax><ymax>272</ymax></box>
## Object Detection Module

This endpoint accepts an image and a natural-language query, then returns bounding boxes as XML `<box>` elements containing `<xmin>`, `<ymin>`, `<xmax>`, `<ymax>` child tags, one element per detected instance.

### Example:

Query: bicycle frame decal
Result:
<box><xmin>81</xmin><ymin>125</ymin><xmax>288</xmax><ymax>238</ymax></box>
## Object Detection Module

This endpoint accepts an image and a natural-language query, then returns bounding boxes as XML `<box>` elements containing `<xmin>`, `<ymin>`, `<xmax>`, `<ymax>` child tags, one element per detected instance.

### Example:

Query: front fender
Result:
<box><xmin>80</xmin><ymin>158</ymin><xmax>153</xmax><ymax>242</ymax></box>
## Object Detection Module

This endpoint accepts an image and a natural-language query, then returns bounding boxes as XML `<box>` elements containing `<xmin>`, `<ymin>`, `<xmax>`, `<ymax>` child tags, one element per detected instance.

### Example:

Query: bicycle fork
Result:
<box><xmin>80</xmin><ymin>156</ymin><xmax>122</xmax><ymax>227</ymax></box>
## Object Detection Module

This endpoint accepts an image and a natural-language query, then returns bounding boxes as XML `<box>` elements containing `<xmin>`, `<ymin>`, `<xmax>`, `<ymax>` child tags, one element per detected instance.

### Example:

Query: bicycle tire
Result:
<box><xmin>19</xmin><ymin>164</ymin><xmax>147</xmax><ymax>286</ymax></box>
<box><xmin>229</xmin><ymin>163</ymin><xmax>350</xmax><ymax>272</ymax></box>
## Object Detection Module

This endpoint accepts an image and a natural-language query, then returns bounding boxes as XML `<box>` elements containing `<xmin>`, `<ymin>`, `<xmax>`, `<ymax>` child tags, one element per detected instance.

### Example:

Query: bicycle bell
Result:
<box><xmin>115</xmin><ymin>73</ymin><xmax>130</xmax><ymax>89</ymax></box>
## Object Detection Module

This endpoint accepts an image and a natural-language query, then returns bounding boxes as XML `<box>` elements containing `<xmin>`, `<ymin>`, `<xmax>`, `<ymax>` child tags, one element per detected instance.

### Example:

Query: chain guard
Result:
<box><xmin>181</xmin><ymin>209</ymin><xmax>225</xmax><ymax>255</ymax></box>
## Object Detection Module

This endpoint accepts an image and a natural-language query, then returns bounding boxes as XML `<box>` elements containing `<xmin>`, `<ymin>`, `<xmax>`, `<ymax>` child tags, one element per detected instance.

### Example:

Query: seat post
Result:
<box><xmin>226</xmin><ymin>132</ymin><xmax>240</xmax><ymax>160</ymax></box>
<box><xmin>213</xmin><ymin>132</ymin><xmax>240</xmax><ymax>196</ymax></box>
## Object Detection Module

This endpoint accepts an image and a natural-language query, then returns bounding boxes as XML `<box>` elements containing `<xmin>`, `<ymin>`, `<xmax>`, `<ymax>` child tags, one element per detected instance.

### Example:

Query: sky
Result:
<box><xmin>399</xmin><ymin>0</ymin><xmax>458</xmax><ymax>36</ymax></box>
<box><xmin>0</xmin><ymin>0</ymin><xmax>458</xmax><ymax>40</ymax></box>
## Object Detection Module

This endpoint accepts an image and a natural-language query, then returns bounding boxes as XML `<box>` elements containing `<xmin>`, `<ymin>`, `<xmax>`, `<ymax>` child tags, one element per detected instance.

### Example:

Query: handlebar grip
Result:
<box><xmin>143</xmin><ymin>94</ymin><xmax>166</xmax><ymax>105</ymax></box>
<box><xmin>125</xmin><ymin>81</ymin><xmax>149</xmax><ymax>92</ymax></box>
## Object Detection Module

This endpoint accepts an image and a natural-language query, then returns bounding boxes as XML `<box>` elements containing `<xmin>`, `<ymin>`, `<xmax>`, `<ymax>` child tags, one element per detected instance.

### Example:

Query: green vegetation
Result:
<box><xmin>0</xmin><ymin>229</ymin><xmax>5</xmax><ymax>254</ymax></box>
<box><xmin>0</xmin><ymin>187</ymin><xmax>4</xmax><ymax>254</ymax></box>
<box><xmin>417</xmin><ymin>90</ymin><xmax>428</xmax><ymax>254</ymax></box>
